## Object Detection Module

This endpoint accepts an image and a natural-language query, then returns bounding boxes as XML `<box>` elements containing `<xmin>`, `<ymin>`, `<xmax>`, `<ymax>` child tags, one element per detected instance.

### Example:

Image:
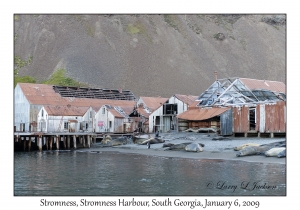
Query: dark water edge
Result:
<box><xmin>14</xmin><ymin>150</ymin><xmax>286</xmax><ymax>196</ymax></box>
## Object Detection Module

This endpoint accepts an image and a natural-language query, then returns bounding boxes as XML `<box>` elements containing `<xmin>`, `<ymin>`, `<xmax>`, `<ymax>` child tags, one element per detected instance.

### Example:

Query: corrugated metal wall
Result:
<box><xmin>220</xmin><ymin>109</ymin><xmax>233</xmax><ymax>135</ymax></box>
<box><xmin>264</xmin><ymin>101</ymin><xmax>286</xmax><ymax>132</ymax></box>
<box><xmin>233</xmin><ymin>101</ymin><xmax>286</xmax><ymax>134</ymax></box>
<box><xmin>233</xmin><ymin>106</ymin><xmax>249</xmax><ymax>133</ymax></box>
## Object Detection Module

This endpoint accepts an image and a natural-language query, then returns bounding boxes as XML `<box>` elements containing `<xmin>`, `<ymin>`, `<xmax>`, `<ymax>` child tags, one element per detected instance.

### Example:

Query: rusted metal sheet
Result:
<box><xmin>265</xmin><ymin>101</ymin><xmax>286</xmax><ymax>132</ymax></box>
<box><xmin>240</xmin><ymin>78</ymin><xmax>286</xmax><ymax>94</ymax></box>
<box><xmin>176</xmin><ymin>107</ymin><xmax>230</xmax><ymax>121</ymax></box>
<box><xmin>233</xmin><ymin>106</ymin><xmax>249</xmax><ymax>133</ymax></box>
<box><xmin>220</xmin><ymin>109</ymin><xmax>232</xmax><ymax>135</ymax></box>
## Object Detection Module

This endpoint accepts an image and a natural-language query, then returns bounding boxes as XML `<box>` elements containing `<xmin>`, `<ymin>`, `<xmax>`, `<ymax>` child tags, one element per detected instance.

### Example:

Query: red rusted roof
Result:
<box><xmin>17</xmin><ymin>83</ymin><xmax>136</xmax><ymax>108</ymax></box>
<box><xmin>176</xmin><ymin>107</ymin><xmax>230</xmax><ymax>121</ymax></box>
<box><xmin>140</xmin><ymin>96</ymin><xmax>169</xmax><ymax>112</ymax></box>
<box><xmin>240</xmin><ymin>78</ymin><xmax>286</xmax><ymax>94</ymax></box>
<box><xmin>44</xmin><ymin>105</ymin><xmax>90</xmax><ymax>116</ymax></box>
<box><xmin>174</xmin><ymin>94</ymin><xmax>198</xmax><ymax>107</ymax></box>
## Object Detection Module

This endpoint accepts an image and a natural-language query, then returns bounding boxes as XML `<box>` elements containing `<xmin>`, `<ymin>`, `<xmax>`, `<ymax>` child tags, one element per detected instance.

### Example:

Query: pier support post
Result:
<box><xmin>28</xmin><ymin>138</ymin><xmax>32</xmax><ymax>151</ymax></box>
<box><xmin>23</xmin><ymin>137</ymin><xmax>26</xmax><ymax>151</ymax></box>
<box><xmin>49</xmin><ymin>136</ymin><xmax>53</xmax><ymax>150</ymax></box>
<box><xmin>56</xmin><ymin>136</ymin><xmax>59</xmax><ymax>150</ymax></box>
<box><xmin>271</xmin><ymin>133</ymin><xmax>274</xmax><ymax>138</ymax></box>
<box><xmin>82</xmin><ymin>136</ymin><xmax>85</xmax><ymax>148</ymax></box>
<box><xmin>46</xmin><ymin>137</ymin><xmax>48</xmax><ymax>150</ymax></box>
<box><xmin>87</xmin><ymin>135</ymin><xmax>91</xmax><ymax>148</ymax></box>
<box><xmin>73</xmin><ymin>135</ymin><xmax>77</xmax><ymax>149</ymax></box>
<box><xmin>258</xmin><ymin>132</ymin><xmax>261</xmax><ymax>138</ymax></box>
<box><xmin>63</xmin><ymin>136</ymin><xmax>66</xmax><ymax>149</ymax></box>
<box><xmin>244</xmin><ymin>133</ymin><xmax>248</xmax><ymax>137</ymax></box>
<box><xmin>38</xmin><ymin>136</ymin><xmax>42</xmax><ymax>152</ymax></box>
<box><xmin>67</xmin><ymin>135</ymin><xmax>70</xmax><ymax>149</ymax></box>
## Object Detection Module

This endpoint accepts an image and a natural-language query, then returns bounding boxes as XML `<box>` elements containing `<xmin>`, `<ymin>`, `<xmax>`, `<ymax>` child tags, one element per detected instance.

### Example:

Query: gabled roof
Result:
<box><xmin>139</xmin><ymin>96</ymin><xmax>169</xmax><ymax>112</ymax></box>
<box><xmin>44</xmin><ymin>105</ymin><xmax>90</xmax><ymax>116</ymax></box>
<box><xmin>177</xmin><ymin>107</ymin><xmax>230</xmax><ymax>121</ymax></box>
<box><xmin>174</xmin><ymin>94</ymin><xmax>198</xmax><ymax>107</ymax></box>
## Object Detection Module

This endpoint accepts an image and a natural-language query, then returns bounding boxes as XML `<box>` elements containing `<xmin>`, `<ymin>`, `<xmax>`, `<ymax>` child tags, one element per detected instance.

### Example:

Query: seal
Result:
<box><xmin>165</xmin><ymin>142</ymin><xmax>193</xmax><ymax>151</ymax></box>
<box><xmin>234</xmin><ymin>143</ymin><xmax>260</xmax><ymax>151</ymax></box>
<box><xmin>277</xmin><ymin>149</ymin><xmax>286</xmax><ymax>158</ymax></box>
<box><xmin>140</xmin><ymin>138</ymin><xmax>165</xmax><ymax>145</ymax></box>
<box><xmin>236</xmin><ymin>141</ymin><xmax>286</xmax><ymax>157</ymax></box>
<box><xmin>101</xmin><ymin>135</ymin><xmax>112</xmax><ymax>144</ymax></box>
<box><xmin>265</xmin><ymin>147</ymin><xmax>286</xmax><ymax>157</ymax></box>
<box><xmin>162</xmin><ymin>143</ymin><xmax>174</xmax><ymax>148</ymax></box>
<box><xmin>185</xmin><ymin>143</ymin><xmax>204</xmax><ymax>152</ymax></box>
<box><xmin>103</xmin><ymin>138</ymin><xmax>128</xmax><ymax>147</ymax></box>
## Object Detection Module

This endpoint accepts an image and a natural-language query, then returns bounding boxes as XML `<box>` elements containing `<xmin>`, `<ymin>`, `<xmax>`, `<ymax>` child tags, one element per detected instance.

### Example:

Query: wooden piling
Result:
<box><xmin>50</xmin><ymin>136</ymin><xmax>53</xmax><ymax>150</ymax></box>
<box><xmin>63</xmin><ymin>136</ymin><xmax>66</xmax><ymax>149</ymax></box>
<box><xmin>87</xmin><ymin>135</ymin><xmax>90</xmax><ymax>148</ymax></box>
<box><xmin>82</xmin><ymin>136</ymin><xmax>85</xmax><ymax>148</ymax></box>
<box><xmin>38</xmin><ymin>136</ymin><xmax>42</xmax><ymax>152</ymax></box>
<box><xmin>67</xmin><ymin>135</ymin><xmax>70</xmax><ymax>149</ymax></box>
<box><xmin>28</xmin><ymin>138</ymin><xmax>32</xmax><ymax>151</ymax></box>
<box><xmin>56</xmin><ymin>136</ymin><xmax>59</xmax><ymax>150</ymax></box>
<box><xmin>46</xmin><ymin>137</ymin><xmax>49</xmax><ymax>150</ymax></box>
<box><xmin>23</xmin><ymin>138</ymin><xmax>26</xmax><ymax>151</ymax></box>
<box><xmin>73</xmin><ymin>135</ymin><xmax>77</xmax><ymax>149</ymax></box>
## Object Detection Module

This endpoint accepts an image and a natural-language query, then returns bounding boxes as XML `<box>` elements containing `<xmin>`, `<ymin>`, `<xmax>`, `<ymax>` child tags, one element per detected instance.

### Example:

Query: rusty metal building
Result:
<box><xmin>177</xmin><ymin>78</ymin><xmax>286</xmax><ymax>137</ymax></box>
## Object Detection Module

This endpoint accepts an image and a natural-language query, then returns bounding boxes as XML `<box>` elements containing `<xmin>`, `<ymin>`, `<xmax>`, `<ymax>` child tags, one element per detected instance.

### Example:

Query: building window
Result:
<box><xmin>109</xmin><ymin>121</ymin><xmax>112</xmax><ymax>128</ymax></box>
<box><xmin>42</xmin><ymin>109</ymin><xmax>44</xmax><ymax>117</ymax></box>
<box><xmin>102</xmin><ymin>108</ymin><xmax>105</xmax><ymax>114</ymax></box>
<box><xmin>64</xmin><ymin>122</ymin><xmax>68</xmax><ymax>130</ymax></box>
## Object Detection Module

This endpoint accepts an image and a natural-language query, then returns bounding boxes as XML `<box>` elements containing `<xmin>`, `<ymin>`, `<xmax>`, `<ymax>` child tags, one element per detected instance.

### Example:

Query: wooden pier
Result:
<box><xmin>14</xmin><ymin>132</ymin><xmax>134</xmax><ymax>152</ymax></box>
<box><xmin>14</xmin><ymin>132</ymin><xmax>98</xmax><ymax>152</ymax></box>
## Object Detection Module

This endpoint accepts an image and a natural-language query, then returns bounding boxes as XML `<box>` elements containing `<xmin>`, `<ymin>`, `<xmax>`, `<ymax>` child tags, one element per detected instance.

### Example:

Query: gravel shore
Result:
<box><xmin>80</xmin><ymin>132</ymin><xmax>286</xmax><ymax>164</ymax></box>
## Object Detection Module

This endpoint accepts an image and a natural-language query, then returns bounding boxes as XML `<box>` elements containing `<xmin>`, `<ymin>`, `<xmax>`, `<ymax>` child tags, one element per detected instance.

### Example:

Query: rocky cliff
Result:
<box><xmin>14</xmin><ymin>14</ymin><xmax>286</xmax><ymax>97</ymax></box>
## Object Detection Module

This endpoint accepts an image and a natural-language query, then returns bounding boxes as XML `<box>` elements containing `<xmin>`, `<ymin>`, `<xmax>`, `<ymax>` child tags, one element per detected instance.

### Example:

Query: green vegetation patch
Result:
<box><xmin>14</xmin><ymin>15</ymin><xmax>19</xmax><ymax>21</ymax></box>
<box><xmin>163</xmin><ymin>15</ymin><xmax>180</xmax><ymax>32</ymax></box>
<box><xmin>126</xmin><ymin>24</ymin><xmax>140</xmax><ymax>35</ymax></box>
<box><xmin>14</xmin><ymin>56</ymin><xmax>32</xmax><ymax>71</ymax></box>
<box><xmin>14</xmin><ymin>75</ymin><xmax>36</xmax><ymax>87</ymax></box>
<box><xmin>43</xmin><ymin>69</ymin><xmax>87</xmax><ymax>87</ymax></box>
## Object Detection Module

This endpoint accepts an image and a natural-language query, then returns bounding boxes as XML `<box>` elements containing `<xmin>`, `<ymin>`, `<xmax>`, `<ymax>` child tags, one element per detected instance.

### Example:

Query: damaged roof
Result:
<box><xmin>196</xmin><ymin>78</ymin><xmax>285</xmax><ymax>107</ymax></box>
<box><xmin>17</xmin><ymin>83</ymin><xmax>136</xmax><ymax>109</ymax></box>
<box><xmin>176</xmin><ymin>107</ymin><xmax>230</xmax><ymax>121</ymax></box>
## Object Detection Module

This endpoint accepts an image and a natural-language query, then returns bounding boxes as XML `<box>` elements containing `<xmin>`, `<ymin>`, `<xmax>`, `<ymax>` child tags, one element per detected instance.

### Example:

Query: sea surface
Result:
<box><xmin>14</xmin><ymin>150</ymin><xmax>286</xmax><ymax>196</ymax></box>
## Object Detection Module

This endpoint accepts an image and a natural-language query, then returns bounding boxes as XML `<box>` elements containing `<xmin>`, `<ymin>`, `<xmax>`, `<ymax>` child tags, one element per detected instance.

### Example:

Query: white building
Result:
<box><xmin>37</xmin><ymin>105</ymin><xmax>93</xmax><ymax>133</ymax></box>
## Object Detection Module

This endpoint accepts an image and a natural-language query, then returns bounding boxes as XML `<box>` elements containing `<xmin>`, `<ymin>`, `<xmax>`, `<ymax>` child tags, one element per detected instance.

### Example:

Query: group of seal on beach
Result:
<box><xmin>163</xmin><ymin>142</ymin><xmax>205</xmax><ymax>152</ymax></box>
<box><xmin>235</xmin><ymin>141</ymin><xmax>286</xmax><ymax>158</ymax></box>
<box><xmin>99</xmin><ymin>134</ymin><xmax>286</xmax><ymax>157</ymax></box>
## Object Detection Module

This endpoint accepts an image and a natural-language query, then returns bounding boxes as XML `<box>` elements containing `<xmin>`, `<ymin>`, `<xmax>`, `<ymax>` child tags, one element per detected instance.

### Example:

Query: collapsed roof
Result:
<box><xmin>196</xmin><ymin>78</ymin><xmax>286</xmax><ymax>107</ymax></box>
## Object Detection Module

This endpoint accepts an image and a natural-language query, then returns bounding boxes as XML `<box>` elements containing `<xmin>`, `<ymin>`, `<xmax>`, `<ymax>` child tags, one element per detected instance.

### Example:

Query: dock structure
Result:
<box><xmin>14</xmin><ymin>132</ymin><xmax>134</xmax><ymax>152</ymax></box>
<box><xmin>14</xmin><ymin>132</ymin><xmax>97</xmax><ymax>152</ymax></box>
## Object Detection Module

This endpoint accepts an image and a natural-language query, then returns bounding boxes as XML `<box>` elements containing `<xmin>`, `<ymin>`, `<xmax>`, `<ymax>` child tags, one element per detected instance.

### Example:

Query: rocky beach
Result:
<box><xmin>80</xmin><ymin>132</ymin><xmax>286</xmax><ymax>164</ymax></box>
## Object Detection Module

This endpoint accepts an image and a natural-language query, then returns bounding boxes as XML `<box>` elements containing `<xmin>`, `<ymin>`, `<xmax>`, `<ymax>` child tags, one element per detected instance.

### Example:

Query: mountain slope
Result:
<box><xmin>14</xmin><ymin>14</ymin><xmax>286</xmax><ymax>97</ymax></box>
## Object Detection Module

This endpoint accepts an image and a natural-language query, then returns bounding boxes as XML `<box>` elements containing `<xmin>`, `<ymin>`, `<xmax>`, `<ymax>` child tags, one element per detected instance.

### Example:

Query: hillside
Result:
<box><xmin>14</xmin><ymin>14</ymin><xmax>286</xmax><ymax>98</ymax></box>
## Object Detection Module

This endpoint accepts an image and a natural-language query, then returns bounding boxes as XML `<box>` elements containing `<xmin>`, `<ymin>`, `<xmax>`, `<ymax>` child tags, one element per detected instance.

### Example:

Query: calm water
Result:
<box><xmin>14</xmin><ymin>150</ymin><xmax>286</xmax><ymax>196</ymax></box>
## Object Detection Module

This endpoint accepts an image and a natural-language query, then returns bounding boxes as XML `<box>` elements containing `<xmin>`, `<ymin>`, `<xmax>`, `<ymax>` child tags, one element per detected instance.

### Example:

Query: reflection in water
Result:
<box><xmin>14</xmin><ymin>151</ymin><xmax>286</xmax><ymax>196</ymax></box>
